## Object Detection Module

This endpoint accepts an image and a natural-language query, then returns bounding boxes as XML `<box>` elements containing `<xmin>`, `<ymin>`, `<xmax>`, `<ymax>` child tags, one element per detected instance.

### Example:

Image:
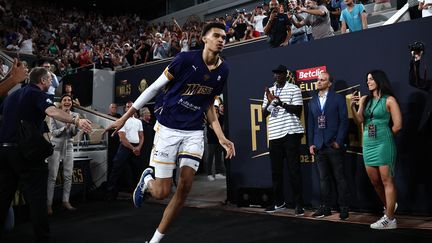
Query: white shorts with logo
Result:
<box><xmin>150</xmin><ymin>122</ymin><xmax>204</xmax><ymax>178</ymax></box>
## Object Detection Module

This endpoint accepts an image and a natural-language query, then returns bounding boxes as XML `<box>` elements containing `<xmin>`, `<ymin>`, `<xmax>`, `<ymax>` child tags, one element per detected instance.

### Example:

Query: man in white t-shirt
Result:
<box><xmin>418</xmin><ymin>0</ymin><xmax>432</xmax><ymax>17</ymax></box>
<box><xmin>106</xmin><ymin>101</ymin><xmax>144</xmax><ymax>200</ymax></box>
<box><xmin>251</xmin><ymin>6</ymin><xmax>267</xmax><ymax>35</ymax></box>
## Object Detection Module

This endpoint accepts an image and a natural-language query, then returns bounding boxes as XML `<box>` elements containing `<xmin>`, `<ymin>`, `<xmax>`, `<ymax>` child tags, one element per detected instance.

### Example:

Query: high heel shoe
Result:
<box><xmin>62</xmin><ymin>202</ymin><xmax>76</xmax><ymax>211</ymax></box>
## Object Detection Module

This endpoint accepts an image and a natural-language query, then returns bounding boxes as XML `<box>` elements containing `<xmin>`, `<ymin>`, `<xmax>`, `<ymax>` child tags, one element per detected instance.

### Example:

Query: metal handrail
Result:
<box><xmin>383</xmin><ymin>3</ymin><xmax>409</xmax><ymax>25</ymax></box>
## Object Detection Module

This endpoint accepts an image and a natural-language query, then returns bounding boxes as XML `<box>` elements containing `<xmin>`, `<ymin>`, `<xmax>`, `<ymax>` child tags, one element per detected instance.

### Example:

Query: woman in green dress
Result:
<box><xmin>350</xmin><ymin>70</ymin><xmax>402</xmax><ymax>230</ymax></box>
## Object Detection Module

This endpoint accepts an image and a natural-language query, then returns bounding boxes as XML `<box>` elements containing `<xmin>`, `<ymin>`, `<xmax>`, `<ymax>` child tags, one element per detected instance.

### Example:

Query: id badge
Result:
<box><xmin>270</xmin><ymin>107</ymin><xmax>279</xmax><ymax>117</ymax></box>
<box><xmin>368</xmin><ymin>123</ymin><xmax>377</xmax><ymax>138</ymax></box>
<box><xmin>318</xmin><ymin>115</ymin><xmax>326</xmax><ymax>129</ymax></box>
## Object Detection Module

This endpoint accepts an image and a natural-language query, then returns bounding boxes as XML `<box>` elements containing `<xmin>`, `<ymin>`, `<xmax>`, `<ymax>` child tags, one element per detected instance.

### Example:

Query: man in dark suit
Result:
<box><xmin>410</xmin><ymin>50</ymin><xmax>431</xmax><ymax>136</ymax></box>
<box><xmin>307</xmin><ymin>71</ymin><xmax>350</xmax><ymax>220</ymax></box>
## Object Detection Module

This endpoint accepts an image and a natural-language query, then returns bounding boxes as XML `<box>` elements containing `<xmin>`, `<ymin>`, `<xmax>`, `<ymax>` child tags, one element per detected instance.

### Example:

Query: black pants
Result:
<box><xmin>106</xmin><ymin>144</ymin><xmax>143</xmax><ymax>195</ymax></box>
<box><xmin>207</xmin><ymin>143</ymin><xmax>225</xmax><ymax>175</ymax></box>
<box><xmin>316</xmin><ymin>147</ymin><xmax>349</xmax><ymax>208</ymax></box>
<box><xmin>0</xmin><ymin>146</ymin><xmax>50</xmax><ymax>243</ymax></box>
<box><xmin>408</xmin><ymin>6</ymin><xmax>422</xmax><ymax>20</ymax></box>
<box><xmin>269</xmin><ymin>133</ymin><xmax>303</xmax><ymax>206</ymax></box>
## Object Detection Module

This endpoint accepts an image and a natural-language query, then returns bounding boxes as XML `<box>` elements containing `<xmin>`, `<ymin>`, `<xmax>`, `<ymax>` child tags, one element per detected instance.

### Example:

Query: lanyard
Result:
<box><xmin>367</xmin><ymin>98</ymin><xmax>381</xmax><ymax>120</ymax></box>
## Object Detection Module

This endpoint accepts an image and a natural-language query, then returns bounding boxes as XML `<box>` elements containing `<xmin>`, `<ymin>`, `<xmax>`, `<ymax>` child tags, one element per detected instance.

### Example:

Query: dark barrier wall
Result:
<box><xmin>112</xmin><ymin>17</ymin><xmax>432</xmax><ymax>214</ymax></box>
<box><xmin>226</xmin><ymin>17</ymin><xmax>432</xmax><ymax>214</ymax></box>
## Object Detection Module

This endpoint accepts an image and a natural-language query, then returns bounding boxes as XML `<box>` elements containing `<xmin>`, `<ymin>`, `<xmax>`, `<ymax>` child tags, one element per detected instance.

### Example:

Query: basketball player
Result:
<box><xmin>106</xmin><ymin>22</ymin><xmax>235</xmax><ymax>243</ymax></box>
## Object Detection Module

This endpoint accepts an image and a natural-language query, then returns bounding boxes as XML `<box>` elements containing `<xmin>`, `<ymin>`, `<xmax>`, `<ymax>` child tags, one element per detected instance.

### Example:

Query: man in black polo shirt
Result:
<box><xmin>0</xmin><ymin>67</ymin><xmax>92</xmax><ymax>243</ymax></box>
<box><xmin>263</xmin><ymin>0</ymin><xmax>292</xmax><ymax>47</ymax></box>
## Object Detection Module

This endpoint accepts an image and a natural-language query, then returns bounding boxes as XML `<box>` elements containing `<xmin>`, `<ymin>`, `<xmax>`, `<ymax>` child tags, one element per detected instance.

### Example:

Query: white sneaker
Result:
<box><xmin>207</xmin><ymin>175</ymin><xmax>215</xmax><ymax>181</ymax></box>
<box><xmin>214</xmin><ymin>173</ymin><xmax>226</xmax><ymax>180</ymax></box>
<box><xmin>370</xmin><ymin>215</ymin><xmax>397</xmax><ymax>230</ymax></box>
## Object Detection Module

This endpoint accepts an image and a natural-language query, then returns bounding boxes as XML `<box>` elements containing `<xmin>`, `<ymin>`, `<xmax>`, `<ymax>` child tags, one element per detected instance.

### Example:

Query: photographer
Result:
<box><xmin>232</xmin><ymin>10</ymin><xmax>249</xmax><ymax>39</ymax></box>
<box><xmin>288</xmin><ymin>0</ymin><xmax>308</xmax><ymax>45</ymax></box>
<box><xmin>289</xmin><ymin>0</ymin><xmax>335</xmax><ymax>40</ymax></box>
<box><xmin>263</xmin><ymin>0</ymin><xmax>292</xmax><ymax>47</ymax></box>
<box><xmin>409</xmin><ymin>42</ymin><xmax>431</xmax><ymax>137</ymax></box>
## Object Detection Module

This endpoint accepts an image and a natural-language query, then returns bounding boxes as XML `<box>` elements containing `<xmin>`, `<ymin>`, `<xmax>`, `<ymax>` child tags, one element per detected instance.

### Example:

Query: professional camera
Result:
<box><xmin>409</xmin><ymin>41</ymin><xmax>425</xmax><ymax>54</ymax></box>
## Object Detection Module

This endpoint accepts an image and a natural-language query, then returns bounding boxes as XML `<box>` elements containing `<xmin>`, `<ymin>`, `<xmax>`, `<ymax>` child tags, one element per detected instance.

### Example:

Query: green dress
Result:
<box><xmin>362</xmin><ymin>95</ymin><xmax>396</xmax><ymax>174</ymax></box>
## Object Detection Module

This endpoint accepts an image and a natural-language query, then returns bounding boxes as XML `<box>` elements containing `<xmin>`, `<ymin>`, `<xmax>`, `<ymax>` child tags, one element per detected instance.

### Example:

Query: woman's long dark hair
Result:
<box><xmin>364</xmin><ymin>70</ymin><xmax>395</xmax><ymax>109</ymax></box>
<box><xmin>363</xmin><ymin>70</ymin><xmax>396</xmax><ymax>127</ymax></box>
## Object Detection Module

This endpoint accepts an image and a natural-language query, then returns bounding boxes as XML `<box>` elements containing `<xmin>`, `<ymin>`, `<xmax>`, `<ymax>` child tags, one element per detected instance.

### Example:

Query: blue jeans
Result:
<box><xmin>289</xmin><ymin>33</ymin><xmax>308</xmax><ymax>45</ymax></box>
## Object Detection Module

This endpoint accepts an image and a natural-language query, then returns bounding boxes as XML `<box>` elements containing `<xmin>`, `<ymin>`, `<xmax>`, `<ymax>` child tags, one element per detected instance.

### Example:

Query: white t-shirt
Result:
<box><xmin>119</xmin><ymin>117</ymin><xmax>143</xmax><ymax>144</ymax></box>
<box><xmin>20</xmin><ymin>39</ymin><xmax>34</xmax><ymax>54</ymax></box>
<box><xmin>253</xmin><ymin>14</ymin><xmax>267</xmax><ymax>33</ymax></box>
<box><xmin>419</xmin><ymin>0</ymin><xmax>432</xmax><ymax>17</ymax></box>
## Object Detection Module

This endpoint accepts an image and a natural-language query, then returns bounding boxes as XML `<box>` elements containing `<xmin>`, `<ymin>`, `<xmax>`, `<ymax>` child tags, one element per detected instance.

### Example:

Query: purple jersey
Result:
<box><xmin>154</xmin><ymin>50</ymin><xmax>229</xmax><ymax>130</ymax></box>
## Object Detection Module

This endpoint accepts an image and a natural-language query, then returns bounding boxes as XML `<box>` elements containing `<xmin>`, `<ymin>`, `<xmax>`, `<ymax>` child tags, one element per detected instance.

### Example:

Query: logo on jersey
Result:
<box><xmin>181</xmin><ymin>84</ymin><xmax>213</xmax><ymax>96</ymax></box>
<box><xmin>192</xmin><ymin>65</ymin><xmax>198</xmax><ymax>71</ymax></box>
<box><xmin>217</xmin><ymin>75</ymin><xmax>221</xmax><ymax>81</ymax></box>
<box><xmin>203</xmin><ymin>74</ymin><xmax>210</xmax><ymax>81</ymax></box>
<box><xmin>46</xmin><ymin>98</ymin><xmax>53</xmax><ymax>104</ymax></box>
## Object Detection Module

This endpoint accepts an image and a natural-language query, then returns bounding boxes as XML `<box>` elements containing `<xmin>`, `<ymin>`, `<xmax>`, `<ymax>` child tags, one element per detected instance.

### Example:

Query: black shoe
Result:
<box><xmin>265</xmin><ymin>202</ymin><xmax>286</xmax><ymax>213</ymax></box>
<box><xmin>294</xmin><ymin>206</ymin><xmax>305</xmax><ymax>216</ymax></box>
<box><xmin>312</xmin><ymin>205</ymin><xmax>331</xmax><ymax>218</ymax></box>
<box><xmin>339</xmin><ymin>207</ymin><xmax>349</xmax><ymax>220</ymax></box>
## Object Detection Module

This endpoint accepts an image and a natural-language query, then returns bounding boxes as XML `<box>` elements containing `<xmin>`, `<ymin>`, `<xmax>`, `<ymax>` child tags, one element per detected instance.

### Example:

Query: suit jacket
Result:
<box><xmin>307</xmin><ymin>90</ymin><xmax>348</xmax><ymax>149</ymax></box>
<box><xmin>410</xmin><ymin>60</ymin><xmax>432</xmax><ymax>132</ymax></box>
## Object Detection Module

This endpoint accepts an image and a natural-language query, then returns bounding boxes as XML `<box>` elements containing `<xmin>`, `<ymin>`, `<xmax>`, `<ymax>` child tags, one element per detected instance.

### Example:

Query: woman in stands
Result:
<box><xmin>47</xmin><ymin>94</ymin><xmax>80</xmax><ymax>215</ymax></box>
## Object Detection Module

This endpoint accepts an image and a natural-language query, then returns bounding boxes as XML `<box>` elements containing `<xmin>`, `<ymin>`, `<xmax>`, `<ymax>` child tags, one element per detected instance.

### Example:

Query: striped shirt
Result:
<box><xmin>262</xmin><ymin>82</ymin><xmax>304</xmax><ymax>140</ymax></box>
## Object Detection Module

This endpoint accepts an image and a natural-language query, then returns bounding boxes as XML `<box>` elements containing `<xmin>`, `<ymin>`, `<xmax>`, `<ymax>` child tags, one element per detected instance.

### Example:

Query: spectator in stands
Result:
<box><xmin>289</xmin><ymin>0</ymin><xmax>335</xmax><ymax>40</ymax></box>
<box><xmin>418</xmin><ymin>0</ymin><xmax>432</xmax><ymax>17</ymax></box>
<box><xmin>288</xmin><ymin>0</ymin><xmax>309</xmax><ymax>45</ymax></box>
<box><xmin>106</xmin><ymin>101</ymin><xmax>144</xmax><ymax>201</ymax></box>
<box><xmin>407</xmin><ymin>0</ymin><xmax>421</xmax><ymax>19</ymax></box>
<box><xmin>169</xmin><ymin>33</ymin><xmax>181</xmax><ymax>57</ymax></box>
<box><xmin>0</xmin><ymin>58</ymin><xmax>8</xmax><ymax>80</ymax></box>
<box><xmin>251</xmin><ymin>5</ymin><xmax>266</xmax><ymax>35</ymax></box>
<box><xmin>263</xmin><ymin>0</ymin><xmax>292</xmax><ymax>47</ymax></box>
<box><xmin>124</xmin><ymin>43</ymin><xmax>135</xmax><ymax>67</ymax></box>
<box><xmin>180</xmin><ymin>32</ymin><xmax>190</xmax><ymax>52</ymax></box>
<box><xmin>153</xmin><ymin>33</ymin><xmax>170</xmax><ymax>61</ymax></box>
<box><xmin>340</xmin><ymin>0</ymin><xmax>368</xmax><ymax>34</ymax></box>
<box><xmin>243</xmin><ymin>24</ymin><xmax>260</xmax><ymax>40</ymax></box>
<box><xmin>108</xmin><ymin>103</ymin><xmax>121</xmax><ymax>118</ymax></box>
<box><xmin>47</xmin><ymin>94</ymin><xmax>80</xmax><ymax>215</ymax></box>
<box><xmin>232</xmin><ymin>10</ymin><xmax>249</xmax><ymax>40</ymax></box>
<box><xmin>374</xmin><ymin>0</ymin><xmax>392</xmax><ymax>12</ymax></box>
<box><xmin>5</xmin><ymin>39</ymin><xmax>19</xmax><ymax>51</ymax></box>
<box><xmin>188</xmin><ymin>28</ymin><xmax>202</xmax><ymax>50</ymax></box>
<box><xmin>226</xmin><ymin>27</ymin><xmax>240</xmax><ymax>43</ymax></box>
<box><xmin>42</xmin><ymin>61</ymin><xmax>59</xmax><ymax>102</ymax></box>
<box><xmin>47</xmin><ymin>38</ymin><xmax>60</xmax><ymax>57</ymax></box>
<box><xmin>19</xmin><ymin>32</ymin><xmax>34</xmax><ymax>55</ymax></box>
<box><xmin>63</xmin><ymin>83</ymin><xmax>80</xmax><ymax>107</ymax></box>
<box><xmin>325</xmin><ymin>0</ymin><xmax>341</xmax><ymax>32</ymax></box>
<box><xmin>136</xmin><ymin>38</ymin><xmax>152</xmax><ymax>64</ymax></box>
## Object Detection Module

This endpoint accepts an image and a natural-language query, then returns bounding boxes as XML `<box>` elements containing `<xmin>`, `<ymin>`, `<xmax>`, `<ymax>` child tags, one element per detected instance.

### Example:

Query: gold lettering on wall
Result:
<box><xmin>250</xmin><ymin>104</ymin><xmax>262</xmax><ymax>151</ymax></box>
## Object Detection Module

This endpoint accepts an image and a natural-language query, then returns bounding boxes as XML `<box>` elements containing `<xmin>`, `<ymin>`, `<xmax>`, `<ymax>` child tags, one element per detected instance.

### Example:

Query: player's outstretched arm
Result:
<box><xmin>105</xmin><ymin>72</ymin><xmax>170</xmax><ymax>135</ymax></box>
<box><xmin>206</xmin><ymin>104</ymin><xmax>236</xmax><ymax>159</ymax></box>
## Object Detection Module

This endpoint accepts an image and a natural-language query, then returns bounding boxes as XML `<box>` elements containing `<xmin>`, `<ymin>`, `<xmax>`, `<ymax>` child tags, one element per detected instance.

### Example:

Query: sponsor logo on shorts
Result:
<box><xmin>154</xmin><ymin>150</ymin><xmax>169</xmax><ymax>158</ymax></box>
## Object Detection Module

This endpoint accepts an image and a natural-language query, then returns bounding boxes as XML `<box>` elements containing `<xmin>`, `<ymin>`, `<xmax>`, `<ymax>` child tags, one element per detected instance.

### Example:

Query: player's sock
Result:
<box><xmin>149</xmin><ymin>229</ymin><xmax>164</xmax><ymax>243</ymax></box>
<box><xmin>144</xmin><ymin>174</ymin><xmax>154</xmax><ymax>189</ymax></box>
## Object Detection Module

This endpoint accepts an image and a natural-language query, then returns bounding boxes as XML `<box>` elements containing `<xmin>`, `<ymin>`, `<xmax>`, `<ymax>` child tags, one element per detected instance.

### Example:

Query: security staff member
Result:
<box><xmin>0</xmin><ymin>67</ymin><xmax>92</xmax><ymax>243</ymax></box>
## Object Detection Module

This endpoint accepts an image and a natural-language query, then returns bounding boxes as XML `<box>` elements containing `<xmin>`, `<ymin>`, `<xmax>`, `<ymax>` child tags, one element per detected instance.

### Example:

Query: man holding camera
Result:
<box><xmin>410</xmin><ymin>44</ymin><xmax>431</xmax><ymax>140</ymax></box>
<box><xmin>289</xmin><ymin>0</ymin><xmax>334</xmax><ymax>40</ymax></box>
<box><xmin>263</xmin><ymin>0</ymin><xmax>292</xmax><ymax>47</ymax></box>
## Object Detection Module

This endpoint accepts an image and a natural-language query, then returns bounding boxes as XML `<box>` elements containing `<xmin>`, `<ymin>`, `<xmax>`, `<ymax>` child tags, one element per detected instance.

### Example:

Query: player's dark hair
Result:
<box><xmin>201</xmin><ymin>22</ymin><xmax>226</xmax><ymax>36</ymax></box>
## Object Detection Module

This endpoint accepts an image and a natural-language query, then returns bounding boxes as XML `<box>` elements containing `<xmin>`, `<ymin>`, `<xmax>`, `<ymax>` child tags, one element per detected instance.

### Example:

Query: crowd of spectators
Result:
<box><xmin>0</xmin><ymin>0</ymin><xmax>406</xmax><ymax>75</ymax></box>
